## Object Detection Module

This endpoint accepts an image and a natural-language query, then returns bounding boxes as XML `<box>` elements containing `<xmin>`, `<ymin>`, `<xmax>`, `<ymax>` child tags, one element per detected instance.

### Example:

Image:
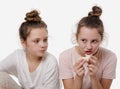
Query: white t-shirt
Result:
<box><xmin>0</xmin><ymin>49</ymin><xmax>60</xmax><ymax>89</ymax></box>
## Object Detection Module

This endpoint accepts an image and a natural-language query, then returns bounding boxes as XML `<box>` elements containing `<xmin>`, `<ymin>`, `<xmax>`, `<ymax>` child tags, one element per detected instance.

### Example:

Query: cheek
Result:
<box><xmin>42</xmin><ymin>42</ymin><xmax>48</xmax><ymax>49</ymax></box>
<box><xmin>45</xmin><ymin>42</ymin><xmax>48</xmax><ymax>46</ymax></box>
<box><xmin>78</xmin><ymin>43</ymin><xmax>85</xmax><ymax>51</ymax></box>
<box><xmin>78</xmin><ymin>41</ymin><xmax>85</xmax><ymax>48</ymax></box>
<box><xmin>93</xmin><ymin>44</ymin><xmax>100</xmax><ymax>51</ymax></box>
<box><xmin>45</xmin><ymin>45</ymin><xmax>48</xmax><ymax>49</ymax></box>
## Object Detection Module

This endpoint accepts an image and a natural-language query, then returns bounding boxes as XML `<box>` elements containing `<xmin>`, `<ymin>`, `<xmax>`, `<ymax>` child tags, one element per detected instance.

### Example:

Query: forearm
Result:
<box><xmin>72</xmin><ymin>75</ymin><xmax>83</xmax><ymax>89</ymax></box>
<box><xmin>91</xmin><ymin>76</ymin><xmax>103</xmax><ymax>89</ymax></box>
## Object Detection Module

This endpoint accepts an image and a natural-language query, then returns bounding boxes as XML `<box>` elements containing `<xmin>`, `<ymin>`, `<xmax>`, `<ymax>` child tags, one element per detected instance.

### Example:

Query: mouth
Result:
<box><xmin>40</xmin><ymin>50</ymin><xmax>46</xmax><ymax>53</ymax></box>
<box><xmin>85</xmin><ymin>51</ymin><xmax>92</xmax><ymax>55</ymax></box>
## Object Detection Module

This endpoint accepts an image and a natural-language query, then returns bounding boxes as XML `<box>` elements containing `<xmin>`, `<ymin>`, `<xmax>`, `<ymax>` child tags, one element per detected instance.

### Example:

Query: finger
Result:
<box><xmin>75</xmin><ymin>59</ymin><xmax>84</xmax><ymax>66</ymax></box>
<box><xmin>74</xmin><ymin>63</ymin><xmax>84</xmax><ymax>71</ymax></box>
<box><xmin>88</xmin><ymin>57</ymin><xmax>98</xmax><ymax>65</ymax></box>
<box><xmin>88</xmin><ymin>64</ymin><xmax>98</xmax><ymax>73</ymax></box>
<box><xmin>79</xmin><ymin>60</ymin><xmax>87</xmax><ymax>66</ymax></box>
<box><xmin>78</xmin><ymin>67</ymin><xmax>84</xmax><ymax>72</ymax></box>
<box><xmin>89</xmin><ymin>56</ymin><xmax>97</xmax><ymax>61</ymax></box>
<box><xmin>88</xmin><ymin>64</ymin><xmax>95</xmax><ymax>69</ymax></box>
<box><xmin>76</xmin><ymin>68</ymin><xmax>84</xmax><ymax>73</ymax></box>
<box><xmin>76</xmin><ymin>67</ymin><xmax>85</xmax><ymax>76</ymax></box>
<box><xmin>89</xmin><ymin>59</ymin><xmax>96</xmax><ymax>65</ymax></box>
<box><xmin>88</xmin><ymin>65</ymin><xmax>95</xmax><ymax>73</ymax></box>
<box><xmin>75</xmin><ymin>59</ymin><xmax>86</xmax><ymax>68</ymax></box>
<box><xmin>88</xmin><ymin>67</ymin><xmax>93</xmax><ymax>72</ymax></box>
<box><xmin>74</xmin><ymin>61</ymin><xmax>85</xmax><ymax>72</ymax></box>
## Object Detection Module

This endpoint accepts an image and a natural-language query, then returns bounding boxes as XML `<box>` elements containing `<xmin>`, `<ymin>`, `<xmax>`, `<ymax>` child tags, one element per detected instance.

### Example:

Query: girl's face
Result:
<box><xmin>21</xmin><ymin>28</ymin><xmax>48</xmax><ymax>58</ymax></box>
<box><xmin>77</xmin><ymin>26</ymin><xmax>102</xmax><ymax>56</ymax></box>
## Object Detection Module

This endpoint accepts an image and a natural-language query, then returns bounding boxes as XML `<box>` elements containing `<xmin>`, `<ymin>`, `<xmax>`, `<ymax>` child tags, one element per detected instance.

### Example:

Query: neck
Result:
<box><xmin>26</xmin><ymin>53</ymin><xmax>42</xmax><ymax>63</ymax></box>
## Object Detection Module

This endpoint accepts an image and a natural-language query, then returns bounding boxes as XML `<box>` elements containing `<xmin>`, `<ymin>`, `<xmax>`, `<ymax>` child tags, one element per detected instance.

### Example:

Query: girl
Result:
<box><xmin>0</xmin><ymin>10</ymin><xmax>60</xmax><ymax>89</ymax></box>
<box><xmin>59</xmin><ymin>6</ymin><xmax>117</xmax><ymax>89</ymax></box>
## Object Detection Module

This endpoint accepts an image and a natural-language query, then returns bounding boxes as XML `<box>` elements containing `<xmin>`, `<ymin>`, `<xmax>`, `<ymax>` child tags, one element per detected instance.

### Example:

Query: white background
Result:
<box><xmin>0</xmin><ymin>0</ymin><xmax>120</xmax><ymax>89</ymax></box>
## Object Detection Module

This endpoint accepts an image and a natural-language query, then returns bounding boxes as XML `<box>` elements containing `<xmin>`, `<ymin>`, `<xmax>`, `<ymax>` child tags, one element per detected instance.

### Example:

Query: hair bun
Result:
<box><xmin>25</xmin><ymin>10</ymin><xmax>41</xmax><ymax>22</ymax></box>
<box><xmin>88</xmin><ymin>6</ymin><xmax>102</xmax><ymax>17</ymax></box>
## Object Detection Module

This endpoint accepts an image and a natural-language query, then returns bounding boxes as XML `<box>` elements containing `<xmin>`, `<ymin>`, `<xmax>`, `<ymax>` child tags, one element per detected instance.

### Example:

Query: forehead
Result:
<box><xmin>28</xmin><ymin>28</ymin><xmax>48</xmax><ymax>38</ymax></box>
<box><xmin>78</xmin><ymin>27</ymin><xmax>101</xmax><ymax>39</ymax></box>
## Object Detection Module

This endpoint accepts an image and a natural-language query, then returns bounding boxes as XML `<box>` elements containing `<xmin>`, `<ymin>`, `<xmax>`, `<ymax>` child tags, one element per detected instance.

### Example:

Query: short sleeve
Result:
<box><xmin>102</xmin><ymin>53</ymin><xmax>117</xmax><ymax>79</ymax></box>
<box><xmin>59</xmin><ymin>51</ymin><xmax>73</xmax><ymax>79</ymax></box>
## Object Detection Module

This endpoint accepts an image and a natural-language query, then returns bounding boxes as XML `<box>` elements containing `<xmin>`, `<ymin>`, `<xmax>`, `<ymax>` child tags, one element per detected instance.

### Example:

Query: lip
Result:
<box><xmin>85</xmin><ymin>51</ymin><xmax>92</xmax><ymax>55</ymax></box>
<box><xmin>39</xmin><ymin>50</ymin><xmax>46</xmax><ymax>53</ymax></box>
<box><xmin>40</xmin><ymin>50</ymin><xmax>46</xmax><ymax>51</ymax></box>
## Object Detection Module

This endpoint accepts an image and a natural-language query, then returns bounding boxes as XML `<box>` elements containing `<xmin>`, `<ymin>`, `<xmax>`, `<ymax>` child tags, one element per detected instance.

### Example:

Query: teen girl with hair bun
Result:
<box><xmin>59</xmin><ymin>6</ymin><xmax>117</xmax><ymax>89</ymax></box>
<box><xmin>0</xmin><ymin>10</ymin><xmax>60</xmax><ymax>89</ymax></box>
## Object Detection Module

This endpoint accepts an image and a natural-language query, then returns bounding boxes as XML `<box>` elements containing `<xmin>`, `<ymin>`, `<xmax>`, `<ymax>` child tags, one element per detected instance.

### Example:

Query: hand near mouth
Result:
<box><xmin>79</xmin><ymin>54</ymin><xmax>92</xmax><ymax>61</ymax></box>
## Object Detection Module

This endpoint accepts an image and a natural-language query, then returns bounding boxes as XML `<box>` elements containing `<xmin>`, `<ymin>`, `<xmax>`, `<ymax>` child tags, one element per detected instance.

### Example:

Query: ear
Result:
<box><xmin>20</xmin><ymin>39</ymin><xmax>27</xmax><ymax>48</ymax></box>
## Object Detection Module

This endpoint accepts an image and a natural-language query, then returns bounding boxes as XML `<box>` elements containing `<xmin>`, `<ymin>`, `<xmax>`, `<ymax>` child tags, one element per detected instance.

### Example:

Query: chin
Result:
<box><xmin>38</xmin><ymin>52</ymin><xmax>46</xmax><ymax>57</ymax></box>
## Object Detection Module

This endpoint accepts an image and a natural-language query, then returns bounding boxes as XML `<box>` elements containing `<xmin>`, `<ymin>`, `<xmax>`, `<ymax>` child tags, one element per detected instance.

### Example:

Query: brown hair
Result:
<box><xmin>76</xmin><ymin>6</ymin><xmax>104</xmax><ymax>40</ymax></box>
<box><xmin>19</xmin><ymin>10</ymin><xmax>47</xmax><ymax>41</ymax></box>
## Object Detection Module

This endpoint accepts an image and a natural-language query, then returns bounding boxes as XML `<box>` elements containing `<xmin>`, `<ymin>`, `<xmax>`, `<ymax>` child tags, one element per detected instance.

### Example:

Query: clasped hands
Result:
<box><xmin>73</xmin><ymin>55</ymin><xmax>99</xmax><ymax>78</ymax></box>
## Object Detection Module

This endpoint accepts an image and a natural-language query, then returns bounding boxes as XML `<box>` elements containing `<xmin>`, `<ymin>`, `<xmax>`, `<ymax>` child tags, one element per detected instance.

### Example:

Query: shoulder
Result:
<box><xmin>59</xmin><ymin>47</ymin><xmax>75</xmax><ymax>66</ymax></box>
<box><xmin>100</xmin><ymin>47</ymin><xmax>116</xmax><ymax>57</ymax></box>
<box><xmin>2</xmin><ymin>49</ymin><xmax>24</xmax><ymax>59</ymax></box>
<box><xmin>0</xmin><ymin>49</ymin><xmax>24</xmax><ymax>67</ymax></box>
<box><xmin>99</xmin><ymin>47</ymin><xmax>117</xmax><ymax>79</ymax></box>
<box><xmin>99</xmin><ymin>47</ymin><xmax>117</xmax><ymax>63</ymax></box>
<box><xmin>10</xmin><ymin>49</ymin><xmax>25</xmax><ymax>55</ymax></box>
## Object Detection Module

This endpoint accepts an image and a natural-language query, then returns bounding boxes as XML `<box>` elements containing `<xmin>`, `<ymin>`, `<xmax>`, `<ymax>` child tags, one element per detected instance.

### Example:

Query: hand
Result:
<box><xmin>73</xmin><ymin>59</ymin><xmax>87</xmax><ymax>78</ymax></box>
<box><xmin>88</xmin><ymin>56</ymin><xmax>99</xmax><ymax>77</ymax></box>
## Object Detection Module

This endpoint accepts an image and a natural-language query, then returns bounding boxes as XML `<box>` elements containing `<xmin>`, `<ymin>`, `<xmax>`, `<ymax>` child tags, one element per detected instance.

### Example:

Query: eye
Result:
<box><xmin>33</xmin><ymin>39</ymin><xmax>39</xmax><ymax>44</ymax></box>
<box><xmin>81</xmin><ymin>39</ymin><xmax>87</xmax><ymax>43</ymax></box>
<box><xmin>44</xmin><ymin>38</ymin><xmax>48</xmax><ymax>42</ymax></box>
<box><xmin>91</xmin><ymin>40</ymin><xmax>98</xmax><ymax>44</ymax></box>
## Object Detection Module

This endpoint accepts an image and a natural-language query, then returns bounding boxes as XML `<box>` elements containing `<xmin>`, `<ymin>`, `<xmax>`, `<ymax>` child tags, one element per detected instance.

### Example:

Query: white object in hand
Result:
<box><xmin>78</xmin><ymin>54</ymin><xmax>91</xmax><ymax>61</ymax></box>
<box><xmin>84</xmin><ymin>54</ymin><xmax>91</xmax><ymax>61</ymax></box>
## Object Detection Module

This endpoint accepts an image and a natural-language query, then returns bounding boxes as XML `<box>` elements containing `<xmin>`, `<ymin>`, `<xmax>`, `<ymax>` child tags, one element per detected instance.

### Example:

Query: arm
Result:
<box><xmin>0</xmin><ymin>51</ymin><xmax>17</xmax><ymax>75</ymax></box>
<box><xmin>63</xmin><ymin>59</ymin><xmax>86</xmax><ymax>89</ymax></box>
<box><xmin>88</xmin><ymin>56</ymin><xmax>114</xmax><ymax>89</ymax></box>
<box><xmin>100</xmin><ymin>53</ymin><xmax>117</xmax><ymax>89</ymax></box>
<box><xmin>101</xmin><ymin>78</ymin><xmax>112</xmax><ymax>89</ymax></box>
<box><xmin>88</xmin><ymin>56</ymin><xmax>103</xmax><ymax>89</ymax></box>
<box><xmin>90</xmin><ymin>76</ymin><xmax>103</xmax><ymax>89</ymax></box>
<box><xmin>90</xmin><ymin>77</ymin><xmax>112</xmax><ymax>89</ymax></box>
<box><xmin>63</xmin><ymin>75</ymin><xmax>83</xmax><ymax>89</ymax></box>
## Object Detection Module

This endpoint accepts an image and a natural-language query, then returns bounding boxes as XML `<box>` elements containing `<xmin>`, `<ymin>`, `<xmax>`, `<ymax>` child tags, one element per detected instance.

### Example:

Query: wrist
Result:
<box><xmin>75</xmin><ymin>74</ymin><xmax>84</xmax><ymax>80</ymax></box>
<box><xmin>90</xmin><ymin>75</ymin><xmax>99</xmax><ymax>81</ymax></box>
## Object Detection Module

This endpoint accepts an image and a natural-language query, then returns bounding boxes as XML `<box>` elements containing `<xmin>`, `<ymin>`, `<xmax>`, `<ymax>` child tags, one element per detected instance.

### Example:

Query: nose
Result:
<box><xmin>39</xmin><ymin>41</ymin><xmax>47</xmax><ymax>48</ymax></box>
<box><xmin>86</xmin><ymin>42</ymin><xmax>92</xmax><ymax>50</ymax></box>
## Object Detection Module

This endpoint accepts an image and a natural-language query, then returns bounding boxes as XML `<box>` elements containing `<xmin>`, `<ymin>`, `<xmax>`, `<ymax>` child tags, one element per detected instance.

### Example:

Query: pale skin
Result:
<box><xmin>21</xmin><ymin>28</ymin><xmax>48</xmax><ymax>73</ymax></box>
<box><xmin>0</xmin><ymin>28</ymin><xmax>48</xmax><ymax>89</ymax></box>
<box><xmin>63</xmin><ymin>26</ymin><xmax>112</xmax><ymax>89</ymax></box>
